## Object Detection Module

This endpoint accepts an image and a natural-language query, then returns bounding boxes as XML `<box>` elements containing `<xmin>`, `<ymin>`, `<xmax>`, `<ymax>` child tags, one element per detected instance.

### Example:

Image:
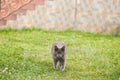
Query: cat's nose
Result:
<box><xmin>58</xmin><ymin>52</ymin><xmax>61</xmax><ymax>54</ymax></box>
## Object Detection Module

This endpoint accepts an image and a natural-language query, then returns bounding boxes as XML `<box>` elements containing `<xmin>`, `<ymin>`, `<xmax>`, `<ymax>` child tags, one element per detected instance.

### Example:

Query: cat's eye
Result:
<box><xmin>61</xmin><ymin>46</ymin><xmax>65</xmax><ymax>51</ymax></box>
<box><xmin>55</xmin><ymin>46</ymin><xmax>58</xmax><ymax>51</ymax></box>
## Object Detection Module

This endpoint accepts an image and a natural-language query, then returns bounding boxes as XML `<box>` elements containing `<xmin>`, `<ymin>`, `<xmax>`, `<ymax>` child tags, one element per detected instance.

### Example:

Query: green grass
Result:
<box><xmin>0</xmin><ymin>29</ymin><xmax>120</xmax><ymax>80</ymax></box>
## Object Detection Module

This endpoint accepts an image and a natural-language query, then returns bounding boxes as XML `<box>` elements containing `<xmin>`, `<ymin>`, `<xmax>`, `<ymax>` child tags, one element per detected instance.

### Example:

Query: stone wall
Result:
<box><xmin>2</xmin><ymin>0</ymin><xmax>120</xmax><ymax>34</ymax></box>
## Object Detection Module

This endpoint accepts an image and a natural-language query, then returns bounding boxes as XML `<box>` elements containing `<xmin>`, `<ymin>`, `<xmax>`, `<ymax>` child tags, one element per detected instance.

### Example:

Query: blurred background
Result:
<box><xmin>0</xmin><ymin>0</ymin><xmax>120</xmax><ymax>34</ymax></box>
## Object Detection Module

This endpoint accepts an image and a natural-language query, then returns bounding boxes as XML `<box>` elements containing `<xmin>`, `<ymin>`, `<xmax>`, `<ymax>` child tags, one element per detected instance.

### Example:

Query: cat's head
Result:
<box><xmin>54</xmin><ymin>45</ymin><xmax>65</xmax><ymax>58</ymax></box>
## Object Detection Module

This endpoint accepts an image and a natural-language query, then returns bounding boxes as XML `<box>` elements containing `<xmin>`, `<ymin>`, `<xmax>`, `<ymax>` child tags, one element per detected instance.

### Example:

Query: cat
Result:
<box><xmin>51</xmin><ymin>42</ymin><xmax>66</xmax><ymax>71</ymax></box>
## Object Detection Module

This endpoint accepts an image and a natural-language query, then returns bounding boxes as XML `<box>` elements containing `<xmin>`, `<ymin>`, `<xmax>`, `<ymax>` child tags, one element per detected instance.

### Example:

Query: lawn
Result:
<box><xmin>0</xmin><ymin>29</ymin><xmax>120</xmax><ymax>80</ymax></box>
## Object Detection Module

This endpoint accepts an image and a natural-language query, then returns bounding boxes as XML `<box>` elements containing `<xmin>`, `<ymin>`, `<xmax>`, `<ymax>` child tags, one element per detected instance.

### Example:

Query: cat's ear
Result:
<box><xmin>61</xmin><ymin>46</ymin><xmax>65</xmax><ymax>51</ymax></box>
<box><xmin>55</xmin><ymin>46</ymin><xmax>58</xmax><ymax>51</ymax></box>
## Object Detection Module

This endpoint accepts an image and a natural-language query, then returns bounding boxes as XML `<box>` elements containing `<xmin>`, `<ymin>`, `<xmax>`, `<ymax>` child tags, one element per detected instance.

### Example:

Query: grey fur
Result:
<box><xmin>51</xmin><ymin>42</ymin><xmax>66</xmax><ymax>71</ymax></box>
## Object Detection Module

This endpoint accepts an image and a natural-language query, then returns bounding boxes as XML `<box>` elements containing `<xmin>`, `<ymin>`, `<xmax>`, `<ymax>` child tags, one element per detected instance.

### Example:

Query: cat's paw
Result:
<box><xmin>60</xmin><ymin>66</ymin><xmax>65</xmax><ymax>71</ymax></box>
<box><xmin>60</xmin><ymin>68</ymin><xmax>65</xmax><ymax>71</ymax></box>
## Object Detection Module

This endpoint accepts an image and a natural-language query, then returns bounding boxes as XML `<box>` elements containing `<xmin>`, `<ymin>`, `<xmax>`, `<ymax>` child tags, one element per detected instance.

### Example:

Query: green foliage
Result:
<box><xmin>0</xmin><ymin>29</ymin><xmax>120</xmax><ymax>80</ymax></box>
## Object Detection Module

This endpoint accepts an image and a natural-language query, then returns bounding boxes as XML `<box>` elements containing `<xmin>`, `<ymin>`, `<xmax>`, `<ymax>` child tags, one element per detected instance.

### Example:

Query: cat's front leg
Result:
<box><xmin>53</xmin><ymin>59</ymin><xmax>58</xmax><ymax>69</ymax></box>
<box><xmin>60</xmin><ymin>60</ymin><xmax>65</xmax><ymax>71</ymax></box>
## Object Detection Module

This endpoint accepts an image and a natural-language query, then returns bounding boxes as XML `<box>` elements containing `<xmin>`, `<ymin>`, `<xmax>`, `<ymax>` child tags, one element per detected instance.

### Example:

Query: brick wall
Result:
<box><xmin>2</xmin><ymin>0</ymin><xmax>120</xmax><ymax>34</ymax></box>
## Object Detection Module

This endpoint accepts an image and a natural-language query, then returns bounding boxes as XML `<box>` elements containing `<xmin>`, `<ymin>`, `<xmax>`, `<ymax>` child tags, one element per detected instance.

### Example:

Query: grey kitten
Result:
<box><xmin>51</xmin><ymin>42</ymin><xmax>66</xmax><ymax>71</ymax></box>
